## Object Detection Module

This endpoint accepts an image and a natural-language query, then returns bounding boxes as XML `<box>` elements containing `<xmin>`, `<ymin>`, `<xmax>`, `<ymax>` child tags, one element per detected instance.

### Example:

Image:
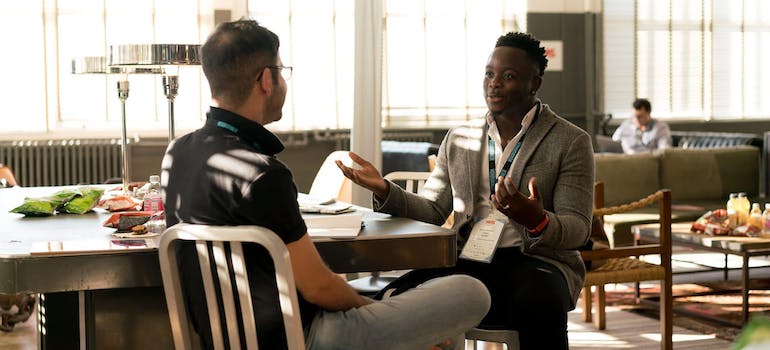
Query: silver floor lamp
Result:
<box><xmin>108</xmin><ymin>44</ymin><xmax>202</xmax><ymax>141</ymax></box>
<box><xmin>71</xmin><ymin>56</ymin><xmax>162</xmax><ymax>194</ymax></box>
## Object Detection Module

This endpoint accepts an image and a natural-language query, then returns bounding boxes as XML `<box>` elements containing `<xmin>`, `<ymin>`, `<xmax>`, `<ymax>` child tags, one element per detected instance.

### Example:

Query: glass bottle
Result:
<box><xmin>737</xmin><ymin>193</ymin><xmax>751</xmax><ymax>226</ymax></box>
<box><xmin>763</xmin><ymin>203</ymin><xmax>770</xmax><ymax>236</ymax></box>
<box><xmin>727</xmin><ymin>193</ymin><xmax>738</xmax><ymax>228</ymax></box>
<box><xmin>749</xmin><ymin>203</ymin><xmax>762</xmax><ymax>230</ymax></box>
<box><xmin>142</xmin><ymin>175</ymin><xmax>164</xmax><ymax>212</ymax></box>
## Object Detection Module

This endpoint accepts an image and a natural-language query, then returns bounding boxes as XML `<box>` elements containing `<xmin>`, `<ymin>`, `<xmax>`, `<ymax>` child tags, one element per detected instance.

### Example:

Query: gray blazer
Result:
<box><xmin>375</xmin><ymin>104</ymin><xmax>594</xmax><ymax>307</ymax></box>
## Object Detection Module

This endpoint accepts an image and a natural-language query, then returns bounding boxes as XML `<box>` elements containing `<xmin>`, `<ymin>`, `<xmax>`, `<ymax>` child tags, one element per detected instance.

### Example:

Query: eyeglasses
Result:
<box><xmin>256</xmin><ymin>65</ymin><xmax>293</xmax><ymax>81</ymax></box>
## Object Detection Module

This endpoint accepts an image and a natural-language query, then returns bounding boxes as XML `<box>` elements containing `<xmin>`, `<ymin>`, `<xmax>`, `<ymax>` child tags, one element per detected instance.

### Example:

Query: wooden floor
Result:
<box><xmin>0</xmin><ymin>302</ymin><xmax>732</xmax><ymax>350</ymax></box>
<box><xmin>566</xmin><ymin>304</ymin><xmax>731</xmax><ymax>350</ymax></box>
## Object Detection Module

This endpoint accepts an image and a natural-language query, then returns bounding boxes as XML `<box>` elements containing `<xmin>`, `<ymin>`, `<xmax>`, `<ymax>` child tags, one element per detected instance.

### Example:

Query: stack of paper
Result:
<box><xmin>297</xmin><ymin>193</ymin><xmax>354</xmax><ymax>214</ymax></box>
<box><xmin>304</xmin><ymin>211</ymin><xmax>363</xmax><ymax>238</ymax></box>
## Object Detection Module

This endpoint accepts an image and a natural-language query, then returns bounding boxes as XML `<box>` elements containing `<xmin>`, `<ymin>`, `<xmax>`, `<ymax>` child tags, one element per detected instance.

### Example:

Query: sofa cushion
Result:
<box><xmin>660</xmin><ymin>146</ymin><xmax>759</xmax><ymax>203</ymax></box>
<box><xmin>594</xmin><ymin>152</ymin><xmax>660</xmax><ymax>206</ymax></box>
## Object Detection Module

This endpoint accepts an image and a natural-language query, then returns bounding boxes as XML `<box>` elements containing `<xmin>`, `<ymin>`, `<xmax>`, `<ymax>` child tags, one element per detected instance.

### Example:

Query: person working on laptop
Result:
<box><xmin>162</xmin><ymin>19</ymin><xmax>490</xmax><ymax>350</ymax></box>
<box><xmin>612</xmin><ymin>98</ymin><xmax>672</xmax><ymax>154</ymax></box>
<box><xmin>338</xmin><ymin>32</ymin><xmax>594</xmax><ymax>350</ymax></box>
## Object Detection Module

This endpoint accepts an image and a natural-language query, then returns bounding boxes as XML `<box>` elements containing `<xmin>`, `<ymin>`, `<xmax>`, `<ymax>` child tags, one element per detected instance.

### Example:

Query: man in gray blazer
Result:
<box><xmin>338</xmin><ymin>32</ymin><xmax>594</xmax><ymax>349</ymax></box>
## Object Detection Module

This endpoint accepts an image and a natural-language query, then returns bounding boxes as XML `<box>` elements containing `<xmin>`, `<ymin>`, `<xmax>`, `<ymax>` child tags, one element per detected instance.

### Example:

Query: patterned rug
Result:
<box><xmin>603</xmin><ymin>280</ymin><xmax>770</xmax><ymax>341</ymax></box>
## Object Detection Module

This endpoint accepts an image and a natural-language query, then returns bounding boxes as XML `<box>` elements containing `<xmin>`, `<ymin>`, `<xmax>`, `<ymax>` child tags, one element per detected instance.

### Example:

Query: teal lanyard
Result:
<box><xmin>487</xmin><ymin>101</ymin><xmax>540</xmax><ymax>194</ymax></box>
<box><xmin>215</xmin><ymin>120</ymin><xmax>263</xmax><ymax>152</ymax></box>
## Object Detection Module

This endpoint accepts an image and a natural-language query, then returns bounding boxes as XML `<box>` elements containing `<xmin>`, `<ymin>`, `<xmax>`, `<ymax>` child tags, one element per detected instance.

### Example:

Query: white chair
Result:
<box><xmin>308</xmin><ymin>150</ymin><xmax>352</xmax><ymax>203</ymax></box>
<box><xmin>159</xmin><ymin>224</ymin><xmax>306</xmax><ymax>350</ymax></box>
<box><xmin>383</xmin><ymin>171</ymin><xmax>430</xmax><ymax>194</ymax></box>
<box><xmin>348</xmin><ymin>171</ymin><xmax>432</xmax><ymax>294</ymax></box>
<box><xmin>465</xmin><ymin>328</ymin><xmax>519</xmax><ymax>350</ymax></box>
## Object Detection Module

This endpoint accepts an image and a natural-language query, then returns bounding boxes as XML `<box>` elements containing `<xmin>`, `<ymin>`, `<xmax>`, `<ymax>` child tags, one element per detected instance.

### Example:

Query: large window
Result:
<box><xmin>603</xmin><ymin>0</ymin><xmax>770</xmax><ymax>120</ymax></box>
<box><xmin>0</xmin><ymin>0</ymin><xmax>211</xmax><ymax>136</ymax></box>
<box><xmin>381</xmin><ymin>0</ymin><xmax>524</xmax><ymax>128</ymax></box>
<box><xmin>1</xmin><ymin>0</ymin><xmax>525</xmax><ymax>136</ymax></box>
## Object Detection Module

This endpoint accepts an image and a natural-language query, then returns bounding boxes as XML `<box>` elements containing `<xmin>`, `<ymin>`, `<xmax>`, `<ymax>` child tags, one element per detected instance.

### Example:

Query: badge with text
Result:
<box><xmin>460</xmin><ymin>214</ymin><xmax>505</xmax><ymax>263</ymax></box>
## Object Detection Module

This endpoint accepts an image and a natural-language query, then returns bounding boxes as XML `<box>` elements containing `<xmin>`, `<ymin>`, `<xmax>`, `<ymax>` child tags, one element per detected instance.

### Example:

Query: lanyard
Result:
<box><xmin>488</xmin><ymin>101</ymin><xmax>540</xmax><ymax>193</ymax></box>
<box><xmin>215</xmin><ymin>120</ymin><xmax>263</xmax><ymax>152</ymax></box>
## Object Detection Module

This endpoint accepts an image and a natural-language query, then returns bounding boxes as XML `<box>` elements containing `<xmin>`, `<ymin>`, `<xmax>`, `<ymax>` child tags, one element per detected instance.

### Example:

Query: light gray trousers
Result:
<box><xmin>307</xmin><ymin>274</ymin><xmax>491</xmax><ymax>350</ymax></box>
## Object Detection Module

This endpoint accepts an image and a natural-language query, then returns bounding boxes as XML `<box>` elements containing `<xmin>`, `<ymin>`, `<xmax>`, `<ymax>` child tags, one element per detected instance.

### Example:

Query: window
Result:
<box><xmin>0</xmin><ymin>0</ymin><xmax>210</xmax><ymax>135</ymax></box>
<box><xmin>382</xmin><ymin>0</ymin><xmax>524</xmax><ymax>127</ymax></box>
<box><xmin>248</xmin><ymin>0</ymin><xmax>355</xmax><ymax>131</ymax></box>
<box><xmin>1</xmin><ymin>0</ymin><xmax>527</xmax><ymax>136</ymax></box>
<box><xmin>603</xmin><ymin>0</ymin><xmax>770</xmax><ymax>120</ymax></box>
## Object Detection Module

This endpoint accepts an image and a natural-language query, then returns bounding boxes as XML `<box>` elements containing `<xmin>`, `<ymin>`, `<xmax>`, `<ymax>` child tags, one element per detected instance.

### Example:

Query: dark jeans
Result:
<box><xmin>376</xmin><ymin>247</ymin><xmax>571</xmax><ymax>350</ymax></box>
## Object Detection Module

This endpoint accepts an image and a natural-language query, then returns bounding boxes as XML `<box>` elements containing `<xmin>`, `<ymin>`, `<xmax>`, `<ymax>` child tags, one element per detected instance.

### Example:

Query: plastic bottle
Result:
<box><xmin>749</xmin><ymin>203</ymin><xmax>762</xmax><ymax>230</ymax></box>
<box><xmin>142</xmin><ymin>175</ymin><xmax>164</xmax><ymax>212</ymax></box>
<box><xmin>763</xmin><ymin>203</ymin><xmax>770</xmax><ymax>236</ymax></box>
<box><xmin>737</xmin><ymin>193</ymin><xmax>751</xmax><ymax>226</ymax></box>
<box><xmin>727</xmin><ymin>193</ymin><xmax>738</xmax><ymax>228</ymax></box>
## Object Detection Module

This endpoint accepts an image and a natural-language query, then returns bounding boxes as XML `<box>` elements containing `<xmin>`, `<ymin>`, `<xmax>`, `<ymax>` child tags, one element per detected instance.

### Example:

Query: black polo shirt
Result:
<box><xmin>162</xmin><ymin>107</ymin><xmax>315</xmax><ymax>349</ymax></box>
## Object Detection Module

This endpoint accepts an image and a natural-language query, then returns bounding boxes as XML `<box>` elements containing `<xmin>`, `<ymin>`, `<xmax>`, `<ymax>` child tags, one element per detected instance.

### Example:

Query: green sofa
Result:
<box><xmin>595</xmin><ymin>146</ymin><xmax>760</xmax><ymax>247</ymax></box>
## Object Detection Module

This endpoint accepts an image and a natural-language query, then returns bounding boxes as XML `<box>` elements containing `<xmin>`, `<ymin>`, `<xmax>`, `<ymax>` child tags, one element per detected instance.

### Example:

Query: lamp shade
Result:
<box><xmin>108</xmin><ymin>44</ymin><xmax>201</xmax><ymax>67</ymax></box>
<box><xmin>71</xmin><ymin>56</ymin><xmax>163</xmax><ymax>75</ymax></box>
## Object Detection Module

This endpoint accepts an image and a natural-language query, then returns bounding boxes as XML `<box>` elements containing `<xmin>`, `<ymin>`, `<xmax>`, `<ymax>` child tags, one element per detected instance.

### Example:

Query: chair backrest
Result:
<box><xmin>595</xmin><ymin>135</ymin><xmax>623</xmax><ymax>153</ymax></box>
<box><xmin>384</xmin><ymin>171</ymin><xmax>431</xmax><ymax>194</ymax></box>
<box><xmin>0</xmin><ymin>164</ymin><xmax>18</xmax><ymax>187</ymax></box>
<box><xmin>309</xmin><ymin>151</ymin><xmax>352</xmax><ymax>203</ymax></box>
<box><xmin>159</xmin><ymin>224</ymin><xmax>305</xmax><ymax>350</ymax></box>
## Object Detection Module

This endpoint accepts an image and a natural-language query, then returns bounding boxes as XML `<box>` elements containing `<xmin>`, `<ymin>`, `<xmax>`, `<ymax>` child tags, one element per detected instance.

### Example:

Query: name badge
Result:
<box><xmin>460</xmin><ymin>212</ymin><xmax>505</xmax><ymax>263</ymax></box>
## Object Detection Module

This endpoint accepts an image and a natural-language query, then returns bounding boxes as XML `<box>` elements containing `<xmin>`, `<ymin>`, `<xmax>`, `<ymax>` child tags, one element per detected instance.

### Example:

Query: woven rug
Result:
<box><xmin>602</xmin><ymin>280</ymin><xmax>770</xmax><ymax>341</ymax></box>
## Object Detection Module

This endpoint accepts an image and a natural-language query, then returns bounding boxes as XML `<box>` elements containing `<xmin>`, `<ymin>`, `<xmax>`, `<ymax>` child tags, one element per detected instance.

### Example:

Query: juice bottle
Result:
<box><xmin>726</xmin><ymin>193</ymin><xmax>738</xmax><ymax>228</ymax></box>
<box><xmin>763</xmin><ymin>203</ymin><xmax>770</xmax><ymax>236</ymax></box>
<box><xmin>737</xmin><ymin>193</ymin><xmax>751</xmax><ymax>226</ymax></box>
<box><xmin>749</xmin><ymin>203</ymin><xmax>762</xmax><ymax>230</ymax></box>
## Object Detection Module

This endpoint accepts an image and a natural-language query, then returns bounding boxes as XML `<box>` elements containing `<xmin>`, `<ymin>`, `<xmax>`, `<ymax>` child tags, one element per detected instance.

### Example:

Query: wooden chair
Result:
<box><xmin>581</xmin><ymin>182</ymin><xmax>673</xmax><ymax>350</ymax></box>
<box><xmin>159</xmin><ymin>224</ymin><xmax>306</xmax><ymax>350</ymax></box>
<box><xmin>0</xmin><ymin>164</ymin><xmax>18</xmax><ymax>187</ymax></box>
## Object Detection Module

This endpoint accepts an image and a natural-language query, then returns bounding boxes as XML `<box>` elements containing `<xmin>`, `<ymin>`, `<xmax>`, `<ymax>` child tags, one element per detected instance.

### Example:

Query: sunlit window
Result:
<box><xmin>1</xmin><ymin>0</ymin><xmax>526</xmax><ymax>135</ymax></box>
<box><xmin>0</xmin><ymin>0</ymin><xmax>211</xmax><ymax>135</ymax></box>
<box><xmin>604</xmin><ymin>0</ymin><xmax>770</xmax><ymax>120</ymax></box>
<box><xmin>249</xmin><ymin>0</ymin><xmax>525</xmax><ymax>131</ymax></box>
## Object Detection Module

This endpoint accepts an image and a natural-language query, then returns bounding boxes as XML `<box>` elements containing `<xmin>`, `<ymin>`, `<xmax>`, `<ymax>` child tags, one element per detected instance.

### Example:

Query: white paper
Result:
<box><xmin>304</xmin><ymin>212</ymin><xmax>362</xmax><ymax>238</ymax></box>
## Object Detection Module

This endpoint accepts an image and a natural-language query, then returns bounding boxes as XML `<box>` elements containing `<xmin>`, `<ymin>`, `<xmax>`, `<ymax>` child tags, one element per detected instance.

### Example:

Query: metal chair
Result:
<box><xmin>348</xmin><ymin>171</ymin><xmax>431</xmax><ymax>294</ymax></box>
<box><xmin>581</xmin><ymin>183</ymin><xmax>673</xmax><ymax>350</ymax></box>
<box><xmin>159</xmin><ymin>224</ymin><xmax>305</xmax><ymax>350</ymax></box>
<box><xmin>465</xmin><ymin>328</ymin><xmax>519</xmax><ymax>350</ymax></box>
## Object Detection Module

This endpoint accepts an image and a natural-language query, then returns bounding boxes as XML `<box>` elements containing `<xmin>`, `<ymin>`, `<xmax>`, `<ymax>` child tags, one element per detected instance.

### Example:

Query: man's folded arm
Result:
<box><xmin>286</xmin><ymin>234</ymin><xmax>371</xmax><ymax>311</ymax></box>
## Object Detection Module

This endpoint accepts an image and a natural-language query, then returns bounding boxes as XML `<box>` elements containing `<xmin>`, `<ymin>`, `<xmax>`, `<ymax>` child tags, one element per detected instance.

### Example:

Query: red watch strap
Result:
<box><xmin>526</xmin><ymin>213</ymin><xmax>550</xmax><ymax>235</ymax></box>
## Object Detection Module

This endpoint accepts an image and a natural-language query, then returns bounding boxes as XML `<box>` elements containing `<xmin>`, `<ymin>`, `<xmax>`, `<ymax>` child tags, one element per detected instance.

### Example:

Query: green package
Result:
<box><xmin>9</xmin><ymin>199</ymin><xmax>58</xmax><ymax>217</ymax></box>
<box><xmin>61</xmin><ymin>187</ymin><xmax>105</xmax><ymax>214</ymax></box>
<box><xmin>9</xmin><ymin>189</ymin><xmax>79</xmax><ymax>216</ymax></box>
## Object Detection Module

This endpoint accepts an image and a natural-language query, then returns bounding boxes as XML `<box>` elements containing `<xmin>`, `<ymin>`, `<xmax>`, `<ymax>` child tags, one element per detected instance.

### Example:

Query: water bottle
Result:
<box><xmin>142</xmin><ymin>175</ymin><xmax>164</xmax><ymax>212</ymax></box>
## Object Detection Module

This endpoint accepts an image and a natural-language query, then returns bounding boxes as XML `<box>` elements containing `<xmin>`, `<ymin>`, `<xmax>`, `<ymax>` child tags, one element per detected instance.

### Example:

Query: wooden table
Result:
<box><xmin>634</xmin><ymin>222</ymin><xmax>770</xmax><ymax>325</ymax></box>
<box><xmin>0</xmin><ymin>186</ymin><xmax>456</xmax><ymax>349</ymax></box>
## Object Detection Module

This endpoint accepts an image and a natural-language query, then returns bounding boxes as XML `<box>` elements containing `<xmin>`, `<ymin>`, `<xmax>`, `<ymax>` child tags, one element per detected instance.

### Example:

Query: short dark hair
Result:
<box><xmin>495</xmin><ymin>32</ymin><xmax>548</xmax><ymax>76</ymax></box>
<box><xmin>632</xmin><ymin>98</ymin><xmax>652</xmax><ymax>112</ymax></box>
<box><xmin>200</xmin><ymin>19</ymin><xmax>280</xmax><ymax>106</ymax></box>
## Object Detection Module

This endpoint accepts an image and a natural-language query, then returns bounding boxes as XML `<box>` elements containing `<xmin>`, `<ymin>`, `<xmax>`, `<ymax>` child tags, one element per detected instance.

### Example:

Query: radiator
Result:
<box><xmin>0</xmin><ymin>139</ymin><xmax>130</xmax><ymax>187</ymax></box>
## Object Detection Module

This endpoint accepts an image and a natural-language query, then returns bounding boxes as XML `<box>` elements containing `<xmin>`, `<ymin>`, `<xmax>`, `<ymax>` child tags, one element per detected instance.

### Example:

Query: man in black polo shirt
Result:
<box><xmin>161</xmin><ymin>19</ymin><xmax>490</xmax><ymax>350</ymax></box>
